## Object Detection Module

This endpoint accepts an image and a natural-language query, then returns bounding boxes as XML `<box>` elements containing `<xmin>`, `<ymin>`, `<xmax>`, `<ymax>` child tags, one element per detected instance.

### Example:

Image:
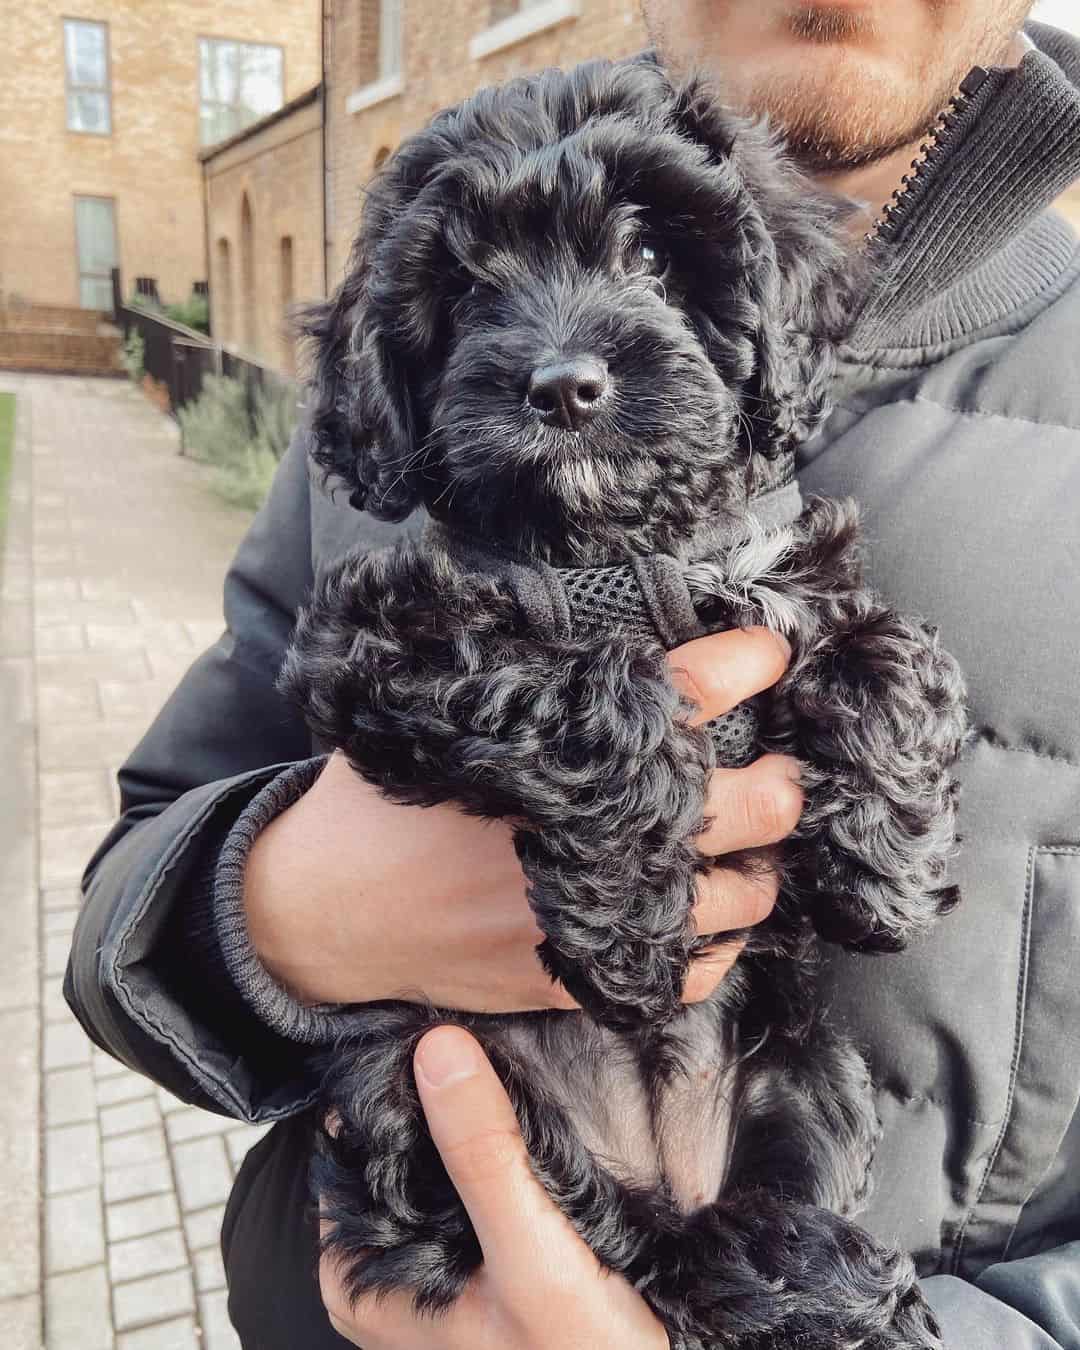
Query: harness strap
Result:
<box><xmin>423</xmin><ymin>452</ymin><xmax>803</xmax><ymax>767</ymax></box>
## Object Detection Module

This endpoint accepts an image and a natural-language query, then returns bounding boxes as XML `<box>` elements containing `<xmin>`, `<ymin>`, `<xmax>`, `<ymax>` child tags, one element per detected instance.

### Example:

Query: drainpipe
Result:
<box><xmin>201</xmin><ymin>158</ymin><xmax>213</xmax><ymax>339</ymax></box>
<box><xmin>320</xmin><ymin>0</ymin><xmax>331</xmax><ymax>298</ymax></box>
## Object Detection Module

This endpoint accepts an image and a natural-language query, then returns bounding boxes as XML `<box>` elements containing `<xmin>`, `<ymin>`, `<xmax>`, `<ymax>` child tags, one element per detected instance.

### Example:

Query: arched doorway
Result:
<box><xmin>215</xmin><ymin>237</ymin><xmax>232</xmax><ymax>344</ymax></box>
<box><xmin>239</xmin><ymin>192</ymin><xmax>255</xmax><ymax>354</ymax></box>
<box><xmin>279</xmin><ymin>235</ymin><xmax>295</xmax><ymax>373</ymax></box>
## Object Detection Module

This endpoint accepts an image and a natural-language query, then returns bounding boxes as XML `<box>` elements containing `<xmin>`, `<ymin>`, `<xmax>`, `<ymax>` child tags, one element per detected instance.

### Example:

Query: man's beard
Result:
<box><xmin>745</xmin><ymin>39</ymin><xmax>960</xmax><ymax>173</ymax></box>
<box><xmin>644</xmin><ymin>1</ymin><xmax>1032</xmax><ymax>175</ymax></box>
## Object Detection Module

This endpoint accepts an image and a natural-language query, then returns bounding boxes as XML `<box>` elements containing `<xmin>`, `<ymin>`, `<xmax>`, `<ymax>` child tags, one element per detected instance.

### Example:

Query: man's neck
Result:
<box><xmin>815</xmin><ymin>32</ymin><xmax>1031</xmax><ymax>236</ymax></box>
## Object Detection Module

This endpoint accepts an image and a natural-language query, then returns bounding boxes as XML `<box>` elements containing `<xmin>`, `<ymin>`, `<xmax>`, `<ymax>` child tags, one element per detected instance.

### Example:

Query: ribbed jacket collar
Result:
<box><xmin>847</xmin><ymin>22</ymin><xmax>1080</xmax><ymax>357</ymax></box>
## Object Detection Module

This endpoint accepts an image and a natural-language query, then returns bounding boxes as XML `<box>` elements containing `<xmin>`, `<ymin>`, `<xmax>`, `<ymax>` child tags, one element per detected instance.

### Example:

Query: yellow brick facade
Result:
<box><xmin>40</xmin><ymin>1</ymin><xmax>1070</xmax><ymax>378</ymax></box>
<box><xmin>200</xmin><ymin>1</ymin><xmax>645</xmax><ymax>373</ymax></box>
<box><xmin>0</xmin><ymin>1</ymin><xmax>320</xmax><ymax>313</ymax></box>
<box><xmin>323</xmin><ymin>1</ymin><xmax>647</xmax><ymax>287</ymax></box>
<box><xmin>202</xmin><ymin>92</ymin><xmax>325</xmax><ymax>374</ymax></box>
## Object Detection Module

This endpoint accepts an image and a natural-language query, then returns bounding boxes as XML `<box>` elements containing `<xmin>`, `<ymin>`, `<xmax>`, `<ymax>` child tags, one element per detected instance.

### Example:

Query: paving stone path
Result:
<box><xmin>0</xmin><ymin>373</ymin><xmax>271</xmax><ymax>1349</ymax></box>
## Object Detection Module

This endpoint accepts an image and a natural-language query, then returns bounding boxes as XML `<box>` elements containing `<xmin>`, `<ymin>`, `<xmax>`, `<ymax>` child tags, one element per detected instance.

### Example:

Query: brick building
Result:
<box><xmin>0</xmin><ymin>1</ymin><xmax>320</xmax><ymax>315</ymax></box>
<box><xmin>202</xmin><ymin>0</ymin><xmax>1080</xmax><ymax>377</ymax></box>
<box><xmin>323</xmin><ymin>1</ymin><xmax>646</xmax><ymax>284</ymax></box>
<box><xmin>201</xmin><ymin>89</ymin><xmax>325</xmax><ymax>376</ymax></box>
<box><xmin>202</xmin><ymin>1</ymin><xmax>646</xmax><ymax>373</ymax></box>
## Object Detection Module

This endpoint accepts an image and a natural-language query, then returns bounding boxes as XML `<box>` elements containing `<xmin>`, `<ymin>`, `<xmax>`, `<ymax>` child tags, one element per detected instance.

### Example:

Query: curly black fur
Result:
<box><xmin>284</xmin><ymin>56</ymin><xmax>968</xmax><ymax>1349</ymax></box>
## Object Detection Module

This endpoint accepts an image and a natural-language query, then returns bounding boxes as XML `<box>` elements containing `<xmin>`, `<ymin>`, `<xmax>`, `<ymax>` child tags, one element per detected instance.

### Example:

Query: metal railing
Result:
<box><xmin>110</xmin><ymin>267</ymin><xmax>294</xmax><ymax>424</ymax></box>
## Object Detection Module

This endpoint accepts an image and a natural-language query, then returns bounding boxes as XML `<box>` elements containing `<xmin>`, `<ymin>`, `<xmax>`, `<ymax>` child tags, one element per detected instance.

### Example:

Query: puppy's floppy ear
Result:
<box><xmin>672</xmin><ymin>87</ymin><xmax>854</xmax><ymax>459</ymax></box>
<box><xmin>734</xmin><ymin>131</ymin><xmax>854</xmax><ymax>459</ymax></box>
<box><xmin>301</xmin><ymin>180</ymin><xmax>421</xmax><ymax>521</ymax></box>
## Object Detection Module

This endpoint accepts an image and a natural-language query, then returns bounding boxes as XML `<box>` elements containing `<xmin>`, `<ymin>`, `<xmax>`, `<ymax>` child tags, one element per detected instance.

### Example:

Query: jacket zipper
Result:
<box><xmin>867</xmin><ymin>65</ymin><xmax>1003</xmax><ymax>248</ymax></box>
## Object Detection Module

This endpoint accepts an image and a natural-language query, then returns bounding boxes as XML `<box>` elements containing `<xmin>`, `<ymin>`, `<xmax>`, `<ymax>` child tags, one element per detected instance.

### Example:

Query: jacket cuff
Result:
<box><xmin>920</xmin><ymin>1272</ymin><xmax>1067</xmax><ymax>1348</ymax></box>
<box><xmin>211</xmin><ymin>757</ymin><xmax>371</xmax><ymax>1045</ymax></box>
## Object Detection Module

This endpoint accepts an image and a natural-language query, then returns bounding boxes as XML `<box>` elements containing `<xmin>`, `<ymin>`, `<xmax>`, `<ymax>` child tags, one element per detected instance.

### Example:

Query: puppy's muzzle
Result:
<box><xmin>527</xmin><ymin>357</ymin><xmax>611</xmax><ymax>432</ymax></box>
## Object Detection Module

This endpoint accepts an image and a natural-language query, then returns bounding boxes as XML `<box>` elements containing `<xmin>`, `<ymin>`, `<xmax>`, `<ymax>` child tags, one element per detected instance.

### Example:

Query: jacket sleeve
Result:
<box><xmin>65</xmin><ymin>430</ymin><xmax>325</xmax><ymax>1122</ymax></box>
<box><xmin>921</xmin><ymin>1244</ymin><xmax>1080</xmax><ymax>1348</ymax></box>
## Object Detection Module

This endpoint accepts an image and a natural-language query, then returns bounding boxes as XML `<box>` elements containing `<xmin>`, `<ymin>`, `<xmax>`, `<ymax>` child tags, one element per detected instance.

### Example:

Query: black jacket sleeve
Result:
<box><xmin>65</xmin><ymin>431</ymin><xmax>324</xmax><ymax>1121</ymax></box>
<box><xmin>921</xmin><ymin>1244</ymin><xmax>1080</xmax><ymax>1348</ymax></box>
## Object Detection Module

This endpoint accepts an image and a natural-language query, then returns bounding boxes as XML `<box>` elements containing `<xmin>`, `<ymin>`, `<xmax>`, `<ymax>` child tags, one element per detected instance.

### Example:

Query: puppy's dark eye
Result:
<box><xmin>636</xmin><ymin>238</ymin><xmax>669</xmax><ymax>279</ymax></box>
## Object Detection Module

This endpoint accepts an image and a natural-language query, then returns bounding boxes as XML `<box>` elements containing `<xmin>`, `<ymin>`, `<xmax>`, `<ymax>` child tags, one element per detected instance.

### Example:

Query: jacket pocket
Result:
<box><xmin>952</xmin><ymin>846</ymin><xmax>1080</xmax><ymax>1279</ymax></box>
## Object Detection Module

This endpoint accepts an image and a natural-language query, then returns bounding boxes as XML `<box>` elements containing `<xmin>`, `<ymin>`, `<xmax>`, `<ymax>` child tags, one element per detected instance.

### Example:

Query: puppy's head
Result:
<box><xmin>306</xmin><ymin>58</ymin><xmax>851</xmax><ymax>563</ymax></box>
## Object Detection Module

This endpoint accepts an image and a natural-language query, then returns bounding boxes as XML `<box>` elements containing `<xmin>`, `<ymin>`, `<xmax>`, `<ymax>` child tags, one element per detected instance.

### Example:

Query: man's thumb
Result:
<box><xmin>414</xmin><ymin>1025</ymin><xmax>556</xmax><ymax>1266</ymax></box>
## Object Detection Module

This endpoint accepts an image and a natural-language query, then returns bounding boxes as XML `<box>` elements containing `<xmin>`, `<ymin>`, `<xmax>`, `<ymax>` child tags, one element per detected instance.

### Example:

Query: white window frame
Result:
<box><xmin>469</xmin><ymin>0</ymin><xmax>581</xmax><ymax>61</ymax></box>
<box><xmin>64</xmin><ymin>18</ymin><xmax>112</xmax><ymax>135</ymax></box>
<box><xmin>198</xmin><ymin>36</ymin><xmax>285</xmax><ymax>147</ymax></box>
<box><xmin>346</xmin><ymin>0</ymin><xmax>406</xmax><ymax>115</ymax></box>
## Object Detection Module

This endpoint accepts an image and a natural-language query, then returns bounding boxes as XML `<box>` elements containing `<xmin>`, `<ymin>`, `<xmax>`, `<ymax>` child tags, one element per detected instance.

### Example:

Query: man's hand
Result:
<box><xmin>320</xmin><ymin>1025</ymin><xmax>671</xmax><ymax>1350</ymax></box>
<box><xmin>244</xmin><ymin>627</ymin><xmax>800</xmax><ymax>1010</ymax></box>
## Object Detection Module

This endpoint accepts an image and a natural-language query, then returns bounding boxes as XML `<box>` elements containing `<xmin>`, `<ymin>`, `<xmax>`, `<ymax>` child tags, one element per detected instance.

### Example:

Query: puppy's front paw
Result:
<box><xmin>788</xmin><ymin>605</ymin><xmax>967</xmax><ymax>952</ymax></box>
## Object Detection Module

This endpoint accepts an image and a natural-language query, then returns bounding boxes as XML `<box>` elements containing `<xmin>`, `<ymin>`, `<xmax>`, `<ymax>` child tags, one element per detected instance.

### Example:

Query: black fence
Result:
<box><xmin>110</xmin><ymin>267</ymin><xmax>293</xmax><ymax>433</ymax></box>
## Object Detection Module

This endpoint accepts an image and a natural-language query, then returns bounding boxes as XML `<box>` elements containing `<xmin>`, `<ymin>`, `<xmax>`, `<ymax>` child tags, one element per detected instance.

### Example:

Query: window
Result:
<box><xmin>64</xmin><ymin>19</ymin><xmax>111</xmax><ymax>134</ymax></box>
<box><xmin>377</xmin><ymin>0</ymin><xmax>404</xmax><ymax>82</ymax></box>
<box><xmin>199</xmin><ymin>38</ymin><xmax>284</xmax><ymax>147</ymax></box>
<box><xmin>346</xmin><ymin>0</ymin><xmax>405</xmax><ymax>112</ymax></box>
<box><xmin>470</xmin><ymin>0</ymin><xmax>580</xmax><ymax>61</ymax></box>
<box><xmin>490</xmin><ymin>0</ymin><xmax>545</xmax><ymax>21</ymax></box>
<box><xmin>74</xmin><ymin>196</ymin><xmax>118</xmax><ymax>310</ymax></box>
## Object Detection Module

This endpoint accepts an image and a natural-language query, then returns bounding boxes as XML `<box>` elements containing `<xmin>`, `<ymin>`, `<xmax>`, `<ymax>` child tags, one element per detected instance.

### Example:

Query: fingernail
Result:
<box><xmin>772</xmin><ymin>630</ymin><xmax>793</xmax><ymax>661</ymax></box>
<box><xmin>780</xmin><ymin>757</ymin><xmax>803</xmax><ymax>783</ymax></box>
<box><xmin>415</xmin><ymin>1027</ymin><xmax>484</xmax><ymax>1088</ymax></box>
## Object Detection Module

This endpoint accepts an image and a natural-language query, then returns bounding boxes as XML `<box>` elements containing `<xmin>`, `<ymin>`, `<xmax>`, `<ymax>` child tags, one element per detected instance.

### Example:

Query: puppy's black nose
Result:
<box><xmin>527</xmin><ymin>358</ymin><xmax>610</xmax><ymax>431</ymax></box>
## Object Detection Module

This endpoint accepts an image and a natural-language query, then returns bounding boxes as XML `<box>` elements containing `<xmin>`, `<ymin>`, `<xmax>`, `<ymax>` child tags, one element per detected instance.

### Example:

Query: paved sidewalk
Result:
<box><xmin>0</xmin><ymin>373</ymin><xmax>271</xmax><ymax>1349</ymax></box>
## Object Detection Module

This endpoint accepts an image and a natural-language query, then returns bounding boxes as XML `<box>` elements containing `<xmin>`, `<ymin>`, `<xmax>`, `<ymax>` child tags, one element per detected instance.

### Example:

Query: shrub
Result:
<box><xmin>165</xmin><ymin>294</ymin><xmax>211</xmax><ymax>335</ymax></box>
<box><xmin>128</xmin><ymin>289</ymin><xmax>210</xmax><ymax>336</ymax></box>
<box><xmin>177</xmin><ymin>373</ymin><xmax>297</xmax><ymax>511</ymax></box>
<box><xmin>177</xmin><ymin>374</ymin><xmax>250</xmax><ymax>467</ymax></box>
<box><xmin>210</xmin><ymin>441</ymin><xmax>280</xmax><ymax>511</ymax></box>
<box><xmin>253</xmin><ymin>379</ymin><xmax>299</xmax><ymax>463</ymax></box>
<box><xmin>121</xmin><ymin>329</ymin><xmax>145</xmax><ymax>383</ymax></box>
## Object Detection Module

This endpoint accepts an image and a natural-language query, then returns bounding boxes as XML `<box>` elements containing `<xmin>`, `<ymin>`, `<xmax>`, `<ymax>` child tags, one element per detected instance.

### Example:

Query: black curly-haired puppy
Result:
<box><xmin>282</xmin><ymin>55</ymin><xmax>968</xmax><ymax>1350</ymax></box>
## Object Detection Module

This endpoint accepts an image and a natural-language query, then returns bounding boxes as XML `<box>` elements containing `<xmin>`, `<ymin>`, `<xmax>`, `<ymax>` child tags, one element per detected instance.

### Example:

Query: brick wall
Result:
<box><xmin>356</xmin><ymin>0</ymin><xmax>383</xmax><ymax>88</ymax></box>
<box><xmin>203</xmin><ymin>92</ymin><xmax>324</xmax><ymax>372</ymax></box>
<box><xmin>324</xmin><ymin>0</ymin><xmax>647</xmax><ymax>286</ymax></box>
<box><xmin>0</xmin><ymin>1</ymin><xmax>320</xmax><ymax>313</ymax></box>
<box><xmin>0</xmin><ymin>329</ymin><xmax>122</xmax><ymax>377</ymax></box>
<box><xmin>204</xmin><ymin>1</ymin><xmax>1080</xmax><ymax>379</ymax></box>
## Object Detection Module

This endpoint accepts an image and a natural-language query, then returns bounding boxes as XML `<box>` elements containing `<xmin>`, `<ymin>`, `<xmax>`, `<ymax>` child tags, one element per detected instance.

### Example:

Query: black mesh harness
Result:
<box><xmin>423</xmin><ymin>455</ymin><xmax>804</xmax><ymax>768</ymax></box>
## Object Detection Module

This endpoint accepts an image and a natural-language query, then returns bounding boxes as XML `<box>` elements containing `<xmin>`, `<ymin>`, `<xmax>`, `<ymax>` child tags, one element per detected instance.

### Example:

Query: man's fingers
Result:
<box><xmin>668</xmin><ymin>627</ymin><xmax>791</xmax><ymax>726</ymax></box>
<box><xmin>682</xmin><ymin>866</ymin><xmax>781</xmax><ymax>1003</ymax></box>
<box><xmin>414</xmin><ymin>1026</ymin><xmax>585</xmax><ymax>1277</ymax></box>
<box><xmin>319</xmin><ymin>1248</ymin><xmax>433</xmax><ymax>1350</ymax></box>
<box><xmin>683</xmin><ymin>942</ymin><xmax>744</xmax><ymax>1002</ymax></box>
<box><xmin>692</xmin><ymin>864</ymin><xmax>779</xmax><ymax>937</ymax></box>
<box><xmin>698</xmin><ymin>754</ymin><xmax>804</xmax><ymax>854</ymax></box>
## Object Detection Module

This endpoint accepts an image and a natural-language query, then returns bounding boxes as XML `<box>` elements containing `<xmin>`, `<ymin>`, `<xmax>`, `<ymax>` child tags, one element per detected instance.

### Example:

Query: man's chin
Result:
<box><xmin>782</xmin><ymin>137</ymin><xmax>908</xmax><ymax>176</ymax></box>
<box><xmin>730</xmin><ymin>52</ymin><xmax>951</xmax><ymax>176</ymax></box>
